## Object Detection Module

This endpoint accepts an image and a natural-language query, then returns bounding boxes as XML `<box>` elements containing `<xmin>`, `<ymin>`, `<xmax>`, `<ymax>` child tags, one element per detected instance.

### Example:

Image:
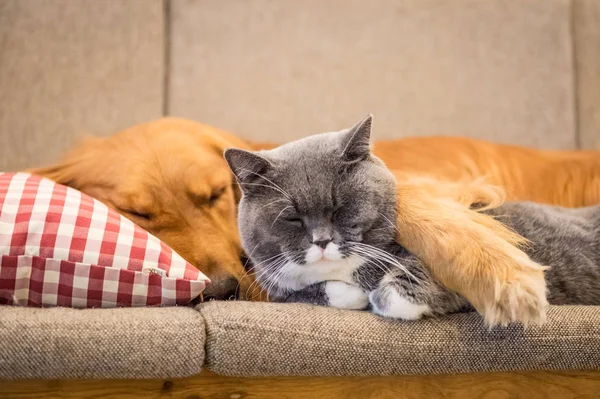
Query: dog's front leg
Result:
<box><xmin>394</xmin><ymin>177</ymin><xmax>548</xmax><ymax>327</ymax></box>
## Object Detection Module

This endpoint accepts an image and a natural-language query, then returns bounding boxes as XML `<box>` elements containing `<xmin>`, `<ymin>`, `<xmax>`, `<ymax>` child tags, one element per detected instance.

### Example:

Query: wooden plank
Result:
<box><xmin>3</xmin><ymin>369</ymin><xmax>600</xmax><ymax>399</ymax></box>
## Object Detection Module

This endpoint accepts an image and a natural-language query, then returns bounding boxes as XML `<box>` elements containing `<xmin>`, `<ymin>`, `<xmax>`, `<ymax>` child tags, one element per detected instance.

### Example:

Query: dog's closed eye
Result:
<box><xmin>188</xmin><ymin>185</ymin><xmax>228</xmax><ymax>207</ymax></box>
<box><xmin>209</xmin><ymin>187</ymin><xmax>227</xmax><ymax>206</ymax></box>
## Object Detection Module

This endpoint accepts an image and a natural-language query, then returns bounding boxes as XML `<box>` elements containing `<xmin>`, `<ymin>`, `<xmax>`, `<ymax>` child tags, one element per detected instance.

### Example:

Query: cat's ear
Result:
<box><xmin>224</xmin><ymin>148</ymin><xmax>272</xmax><ymax>185</ymax></box>
<box><xmin>341</xmin><ymin>114</ymin><xmax>373</xmax><ymax>162</ymax></box>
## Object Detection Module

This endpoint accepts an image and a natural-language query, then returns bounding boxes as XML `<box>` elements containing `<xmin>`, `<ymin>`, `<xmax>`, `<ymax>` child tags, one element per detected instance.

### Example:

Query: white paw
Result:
<box><xmin>325</xmin><ymin>281</ymin><xmax>369</xmax><ymax>310</ymax></box>
<box><xmin>369</xmin><ymin>289</ymin><xmax>430</xmax><ymax>321</ymax></box>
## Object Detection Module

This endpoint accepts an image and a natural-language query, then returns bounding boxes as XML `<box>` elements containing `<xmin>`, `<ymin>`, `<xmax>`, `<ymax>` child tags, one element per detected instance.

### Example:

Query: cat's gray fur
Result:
<box><xmin>225</xmin><ymin>116</ymin><xmax>600</xmax><ymax>320</ymax></box>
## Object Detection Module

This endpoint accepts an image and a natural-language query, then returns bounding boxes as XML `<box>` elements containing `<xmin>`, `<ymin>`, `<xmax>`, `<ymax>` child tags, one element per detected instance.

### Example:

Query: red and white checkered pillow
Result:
<box><xmin>0</xmin><ymin>172</ymin><xmax>210</xmax><ymax>308</ymax></box>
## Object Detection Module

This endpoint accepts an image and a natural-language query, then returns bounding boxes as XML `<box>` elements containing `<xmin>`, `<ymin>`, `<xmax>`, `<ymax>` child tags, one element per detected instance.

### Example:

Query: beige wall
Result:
<box><xmin>0</xmin><ymin>0</ymin><xmax>164</xmax><ymax>171</ymax></box>
<box><xmin>1</xmin><ymin>0</ymin><xmax>599</xmax><ymax>171</ymax></box>
<box><xmin>170</xmin><ymin>0</ymin><xmax>575</xmax><ymax>147</ymax></box>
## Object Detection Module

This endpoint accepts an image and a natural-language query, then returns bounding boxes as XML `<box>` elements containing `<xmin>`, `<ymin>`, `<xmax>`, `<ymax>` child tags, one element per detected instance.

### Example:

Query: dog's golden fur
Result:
<box><xmin>379</xmin><ymin>136</ymin><xmax>600</xmax><ymax>207</ymax></box>
<box><xmin>27</xmin><ymin>118</ymin><xmax>599</xmax><ymax>325</ymax></box>
<box><xmin>392</xmin><ymin>175</ymin><xmax>546</xmax><ymax>325</ymax></box>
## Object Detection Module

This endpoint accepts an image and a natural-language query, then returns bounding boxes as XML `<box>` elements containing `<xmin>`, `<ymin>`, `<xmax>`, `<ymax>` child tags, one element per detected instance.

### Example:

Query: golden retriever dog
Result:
<box><xmin>28</xmin><ymin>119</ymin><xmax>256</xmax><ymax>300</ymax></box>
<box><xmin>28</xmin><ymin>117</ymin><xmax>600</xmax><ymax>325</ymax></box>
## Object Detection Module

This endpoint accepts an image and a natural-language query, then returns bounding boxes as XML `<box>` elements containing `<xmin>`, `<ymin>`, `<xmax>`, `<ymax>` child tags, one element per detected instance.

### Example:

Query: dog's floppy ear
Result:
<box><xmin>25</xmin><ymin>137</ymin><xmax>105</xmax><ymax>189</ymax></box>
<box><xmin>26</xmin><ymin>163</ymin><xmax>76</xmax><ymax>187</ymax></box>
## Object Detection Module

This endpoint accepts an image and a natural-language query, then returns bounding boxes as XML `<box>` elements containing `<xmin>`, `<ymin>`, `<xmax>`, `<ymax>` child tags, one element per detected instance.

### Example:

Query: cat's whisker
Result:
<box><xmin>274</xmin><ymin>259</ymin><xmax>303</xmax><ymax>294</ymax></box>
<box><xmin>258</xmin><ymin>256</ymin><xmax>298</xmax><ymax>300</ymax></box>
<box><xmin>261</xmin><ymin>250</ymin><xmax>306</xmax><ymax>299</ymax></box>
<box><xmin>244</xmin><ymin>252</ymin><xmax>291</xmax><ymax>299</ymax></box>
<box><xmin>378</xmin><ymin>212</ymin><xmax>400</xmax><ymax>233</ymax></box>
<box><xmin>351</xmin><ymin>248</ymin><xmax>417</xmax><ymax>292</ymax></box>
<box><xmin>365</xmin><ymin>250</ymin><xmax>418</xmax><ymax>282</ymax></box>
<box><xmin>247</xmin><ymin>257</ymin><xmax>288</xmax><ymax>297</ymax></box>
<box><xmin>349</xmin><ymin>249</ymin><xmax>398</xmax><ymax>283</ymax></box>
<box><xmin>349</xmin><ymin>242</ymin><xmax>421</xmax><ymax>283</ymax></box>
<box><xmin>239</xmin><ymin>262</ymin><xmax>279</xmax><ymax>300</ymax></box>
<box><xmin>252</xmin><ymin>262</ymin><xmax>282</xmax><ymax>299</ymax></box>
<box><xmin>243</xmin><ymin>244</ymin><xmax>259</xmax><ymax>269</ymax></box>
<box><xmin>368</xmin><ymin>226</ymin><xmax>397</xmax><ymax>233</ymax></box>
<box><xmin>347</xmin><ymin>253</ymin><xmax>393</xmax><ymax>287</ymax></box>
<box><xmin>260</xmin><ymin>198</ymin><xmax>291</xmax><ymax>210</ymax></box>
<box><xmin>271</xmin><ymin>205</ymin><xmax>293</xmax><ymax>228</ymax></box>
<box><xmin>263</xmin><ymin>260</ymin><xmax>295</xmax><ymax>300</ymax></box>
<box><xmin>243</xmin><ymin>251</ymin><xmax>286</xmax><ymax>277</ymax></box>
<box><xmin>245</xmin><ymin>250</ymin><xmax>304</xmax><ymax>300</ymax></box>
<box><xmin>235</xmin><ymin>244</ymin><xmax>261</xmax><ymax>291</ymax></box>
<box><xmin>237</xmin><ymin>182</ymin><xmax>292</xmax><ymax>199</ymax></box>
<box><xmin>239</xmin><ymin>168</ymin><xmax>294</xmax><ymax>201</ymax></box>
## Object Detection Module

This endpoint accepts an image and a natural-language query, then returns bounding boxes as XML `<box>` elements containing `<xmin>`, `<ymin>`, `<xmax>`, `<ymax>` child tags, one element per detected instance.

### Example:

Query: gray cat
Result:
<box><xmin>224</xmin><ymin>116</ymin><xmax>600</xmax><ymax>321</ymax></box>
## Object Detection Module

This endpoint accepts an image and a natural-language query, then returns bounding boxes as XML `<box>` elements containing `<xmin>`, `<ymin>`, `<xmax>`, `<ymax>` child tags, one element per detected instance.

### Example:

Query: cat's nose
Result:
<box><xmin>314</xmin><ymin>239</ymin><xmax>331</xmax><ymax>249</ymax></box>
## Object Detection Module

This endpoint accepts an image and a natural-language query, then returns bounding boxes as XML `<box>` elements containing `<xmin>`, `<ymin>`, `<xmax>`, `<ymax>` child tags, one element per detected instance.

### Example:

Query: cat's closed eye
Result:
<box><xmin>332</xmin><ymin>206</ymin><xmax>345</xmax><ymax>222</ymax></box>
<box><xmin>284</xmin><ymin>217</ymin><xmax>304</xmax><ymax>228</ymax></box>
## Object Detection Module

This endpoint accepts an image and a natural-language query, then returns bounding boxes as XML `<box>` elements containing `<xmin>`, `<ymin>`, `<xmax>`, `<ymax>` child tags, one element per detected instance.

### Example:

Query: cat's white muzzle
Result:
<box><xmin>305</xmin><ymin>242</ymin><xmax>344</xmax><ymax>263</ymax></box>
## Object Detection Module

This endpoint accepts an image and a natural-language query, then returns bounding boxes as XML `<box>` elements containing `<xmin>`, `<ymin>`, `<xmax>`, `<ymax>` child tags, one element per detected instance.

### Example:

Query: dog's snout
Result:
<box><xmin>203</xmin><ymin>276</ymin><xmax>239</xmax><ymax>301</ymax></box>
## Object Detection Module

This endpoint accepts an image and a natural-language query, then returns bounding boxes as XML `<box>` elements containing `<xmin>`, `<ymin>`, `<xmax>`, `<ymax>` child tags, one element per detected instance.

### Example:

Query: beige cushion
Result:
<box><xmin>0</xmin><ymin>306</ymin><xmax>204</xmax><ymax>379</ymax></box>
<box><xmin>200</xmin><ymin>301</ymin><xmax>600</xmax><ymax>376</ymax></box>
<box><xmin>169</xmin><ymin>0</ymin><xmax>576</xmax><ymax>148</ymax></box>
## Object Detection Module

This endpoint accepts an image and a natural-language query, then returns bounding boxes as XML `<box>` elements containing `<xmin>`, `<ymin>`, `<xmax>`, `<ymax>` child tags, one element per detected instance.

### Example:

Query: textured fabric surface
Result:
<box><xmin>0</xmin><ymin>173</ymin><xmax>209</xmax><ymax>308</ymax></box>
<box><xmin>201</xmin><ymin>301</ymin><xmax>600</xmax><ymax>376</ymax></box>
<box><xmin>0</xmin><ymin>0</ymin><xmax>164</xmax><ymax>171</ymax></box>
<box><xmin>169</xmin><ymin>0</ymin><xmax>575</xmax><ymax>148</ymax></box>
<box><xmin>573</xmin><ymin>0</ymin><xmax>600</xmax><ymax>149</ymax></box>
<box><xmin>0</xmin><ymin>305</ymin><xmax>204</xmax><ymax>379</ymax></box>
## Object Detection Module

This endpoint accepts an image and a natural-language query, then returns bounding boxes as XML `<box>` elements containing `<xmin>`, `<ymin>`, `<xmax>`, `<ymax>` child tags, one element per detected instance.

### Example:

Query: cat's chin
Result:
<box><xmin>305</xmin><ymin>258</ymin><xmax>349</xmax><ymax>267</ymax></box>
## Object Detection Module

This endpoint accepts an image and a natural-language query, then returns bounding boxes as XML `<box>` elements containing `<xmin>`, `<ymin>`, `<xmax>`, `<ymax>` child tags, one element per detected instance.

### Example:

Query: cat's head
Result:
<box><xmin>224</xmin><ymin>115</ymin><xmax>398</xmax><ymax>293</ymax></box>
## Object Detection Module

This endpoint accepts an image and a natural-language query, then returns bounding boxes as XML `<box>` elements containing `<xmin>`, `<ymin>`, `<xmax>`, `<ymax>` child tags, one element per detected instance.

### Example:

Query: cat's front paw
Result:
<box><xmin>369</xmin><ymin>287</ymin><xmax>431</xmax><ymax>320</ymax></box>
<box><xmin>324</xmin><ymin>281</ymin><xmax>369</xmax><ymax>310</ymax></box>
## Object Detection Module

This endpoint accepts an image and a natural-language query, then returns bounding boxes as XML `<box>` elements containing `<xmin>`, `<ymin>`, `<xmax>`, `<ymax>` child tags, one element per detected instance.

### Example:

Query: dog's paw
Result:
<box><xmin>324</xmin><ymin>281</ymin><xmax>369</xmax><ymax>310</ymax></box>
<box><xmin>483</xmin><ymin>259</ymin><xmax>548</xmax><ymax>327</ymax></box>
<box><xmin>369</xmin><ymin>287</ymin><xmax>430</xmax><ymax>320</ymax></box>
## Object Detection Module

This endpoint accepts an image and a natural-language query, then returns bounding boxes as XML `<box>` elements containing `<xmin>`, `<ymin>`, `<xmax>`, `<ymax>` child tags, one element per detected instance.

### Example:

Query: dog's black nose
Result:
<box><xmin>240</xmin><ymin>253</ymin><xmax>252</xmax><ymax>270</ymax></box>
<box><xmin>314</xmin><ymin>239</ymin><xmax>331</xmax><ymax>249</ymax></box>
<box><xmin>202</xmin><ymin>276</ymin><xmax>239</xmax><ymax>301</ymax></box>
